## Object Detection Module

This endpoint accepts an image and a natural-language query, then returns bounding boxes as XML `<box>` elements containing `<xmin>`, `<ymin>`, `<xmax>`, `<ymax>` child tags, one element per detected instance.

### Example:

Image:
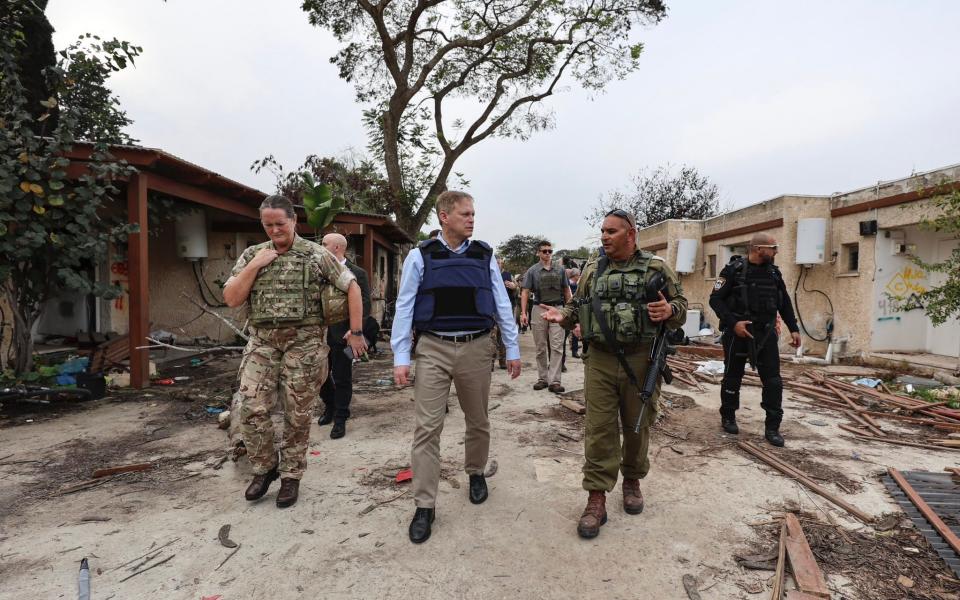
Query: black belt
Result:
<box><xmin>539</xmin><ymin>301</ymin><xmax>564</xmax><ymax>307</ymax></box>
<box><xmin>424</xmin><ymin>329</ymin><xmax>491</xmax><ymax>343</ymax></box>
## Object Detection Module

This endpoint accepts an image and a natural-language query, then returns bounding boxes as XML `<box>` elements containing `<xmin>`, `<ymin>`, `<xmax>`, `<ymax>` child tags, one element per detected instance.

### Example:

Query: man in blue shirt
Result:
<box><xmin>392</xmin><ymin>190</ymin><xmax>521</xmax><ymax>544</ymax></box>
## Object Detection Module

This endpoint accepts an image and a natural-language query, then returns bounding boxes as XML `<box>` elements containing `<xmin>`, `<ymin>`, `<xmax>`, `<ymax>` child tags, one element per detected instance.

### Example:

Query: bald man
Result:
<box><xmin>709</xmin><ymin>233</ymin><xmax>801</xmax><ymax>447</ymax></box>
<box><xmin>318</xmin><ymin>233</ymin><xmax>372</xmax><ymax>439</ymax></box>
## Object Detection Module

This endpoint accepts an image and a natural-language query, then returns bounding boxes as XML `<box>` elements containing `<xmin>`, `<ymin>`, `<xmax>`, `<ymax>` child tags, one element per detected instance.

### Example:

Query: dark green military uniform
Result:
<box><xmin>560</xmin><ymin>250</ymin><xmax>687</xmax><ymax>491</ymax></box>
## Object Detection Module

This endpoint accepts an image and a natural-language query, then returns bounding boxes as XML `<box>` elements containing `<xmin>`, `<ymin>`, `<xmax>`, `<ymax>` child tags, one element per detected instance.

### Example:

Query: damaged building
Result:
<box><xmin>638</xmin><ymin>163</ymin><xmax>960</xmax><ymax>369</ymax></box>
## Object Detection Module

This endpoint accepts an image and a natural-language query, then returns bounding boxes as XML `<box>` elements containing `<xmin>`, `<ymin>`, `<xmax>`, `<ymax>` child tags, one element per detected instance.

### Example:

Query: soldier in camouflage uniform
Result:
<box><xmin>540</xmin><ymin>209</ymin><xmax>687</xmax><ymax>538</ymax></box>
<box><xmin>224</xmin><ymin>195</ymin><xmax>368</xmax><ymax>508</ymax></box>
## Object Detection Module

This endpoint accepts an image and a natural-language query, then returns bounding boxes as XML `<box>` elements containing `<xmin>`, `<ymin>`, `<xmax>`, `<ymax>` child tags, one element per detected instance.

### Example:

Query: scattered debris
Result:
<box><xmin>781</xmin><ymin>513</ymin><xmax>830</xmax><ymax>598</ymax></box>
<box><xmin>681</xmin><ymin>574</ymin><xmax>702</xmax><ymax>600</ymax></box>
<box><xmin>395</xmin><ymin>468</ymin><xmax>413</xmax><ymax>483</ymax></box>
<box><xmin>885</xmin><ymin>469</ymin><xmax>960</xmax><ymax>576</ymax></box>
<box><xmin>215</xmin><ymin>544</ymin><xmax>241</xmax><ymax>571</ymax></box>
<box><xmin>358</xmin><ymin>489</ymin><xmax>410</xmax><ymax>516</ymax></box>
<box><xmin>217</xmin><ymin>525</ymin><xmax>237</xmax><ymax>549</ymax></box>
<box><xmin>91</xmin><ymin>463</ymin><xmax>154</xmax><ymax>479</ymax></box>
<box><xmin>119</xmin><ymin>553</ymin><xmax>175</xmax><ymax>582</ymax></box>
<box><xmin>737</xmin><ymin>441</ymin><xmax>873</xmax><ymax>523</ymax></box>
<box><xmin>559</xmin><ymin>398</ymin><xmax>585</xmax><ymax>415</ymax></box>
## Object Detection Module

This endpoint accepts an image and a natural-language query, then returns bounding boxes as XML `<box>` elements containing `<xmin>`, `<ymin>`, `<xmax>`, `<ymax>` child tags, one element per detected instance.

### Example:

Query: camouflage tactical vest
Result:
<box><xmin>538</xmin><ymin>266</ymin><xmax>564</xmax><ymax>304</ymax></box>
<box><xmin>578</xmin><ymin>252</ymin><xmax>660</xmax><ymax>346</ymax></box>
<box><xmin>250</xmin><ymin>250</ymin><xmax>325</xmax><ymax>328</ymax></box>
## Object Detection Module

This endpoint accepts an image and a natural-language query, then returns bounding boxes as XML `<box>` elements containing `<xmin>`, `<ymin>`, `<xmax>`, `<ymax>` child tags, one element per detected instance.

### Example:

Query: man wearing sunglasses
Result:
<box><xmin>521</xmin><ymin>241</ymin><xmax>572</xmax><ymax>393</ymax></box>
<box><xmin>709</xmin><ymin>233</ymin><xmax>801</xmax><ymax>447</ymax></box>
<box><xmin>540</xmin><ymin>209</ymin><xmax>687</xmax><ymax>538</ymax></box>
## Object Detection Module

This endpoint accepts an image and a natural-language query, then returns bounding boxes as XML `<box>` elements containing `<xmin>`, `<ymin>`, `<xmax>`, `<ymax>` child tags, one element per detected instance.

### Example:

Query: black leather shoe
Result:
<box><xmin>721</xmin><ymin>418</ymin><xmax>739</xmax><ymax>435</ymax></box>
<box><xmin>318</xmin><ymin>412</ymin><xmax>334</xmax><ymax>426</ymax></box>
<box><xmin>244</xmin><ymin>464</ymin><xmax>279</xmax><ymax>501</ymax></box>
<box><xmin>330</xmin><ymin>421</ymin><xmax>346</xmax><ymax>439</ymax></box>
<box><xmin>408</xmin><ymin>507</ymin><xmax>435</xmax><ymax>543</ymax></box>
<box><xmin>533</xmin><ymin>381</ymin><xmax>548</xmax><ymax>391</ymax></box>
<box><xmin>765</xmin><ymin>430</ymin><xmax>785</xmax><ymax>447</ymax></box>
<box><xmin>469</xmin><ymin>474</ymin><xmax>488</xmax><ymax>504</ymax></box>
<box><xmin>276</xmin><ymin>478</ymin><xmax>299</xmax><ymax>508</ymax></box>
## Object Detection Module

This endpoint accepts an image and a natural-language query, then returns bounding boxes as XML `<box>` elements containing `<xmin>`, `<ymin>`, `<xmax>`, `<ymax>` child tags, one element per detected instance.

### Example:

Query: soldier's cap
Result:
<box><xmin>604</xmin><ymin>208</ymin><xmax>637</xmax><ymax>230</ymax></box>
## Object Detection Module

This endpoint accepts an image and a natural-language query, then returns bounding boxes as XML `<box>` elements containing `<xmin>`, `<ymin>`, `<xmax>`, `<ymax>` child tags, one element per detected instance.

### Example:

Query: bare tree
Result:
<box><xmin>302</xmin><ymin>0</ymin><xmax>668</xmax><ymax>236</ymax></box>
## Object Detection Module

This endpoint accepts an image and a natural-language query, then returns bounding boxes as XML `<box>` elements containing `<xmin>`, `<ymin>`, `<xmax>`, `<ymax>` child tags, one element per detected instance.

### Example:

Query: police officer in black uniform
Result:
<box><xmin>709</xmin><ymin>233</ymin><xmax>801</xmax><ymax>447</ymax></box>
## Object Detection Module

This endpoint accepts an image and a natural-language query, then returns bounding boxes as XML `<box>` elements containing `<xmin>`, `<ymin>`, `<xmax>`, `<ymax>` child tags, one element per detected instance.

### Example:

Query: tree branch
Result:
<box><xmin>407</xmin><ymin>0</ymin><xmax>545</xmax><ymax>98</ymax></box>
<box><xmin>358</xmin><ymin>0</ymin><xmax>405</xmax><ymax>89</ymax></box>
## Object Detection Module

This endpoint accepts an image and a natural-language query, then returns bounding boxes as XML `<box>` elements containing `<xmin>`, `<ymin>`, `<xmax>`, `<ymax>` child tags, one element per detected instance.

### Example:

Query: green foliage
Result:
<box><xmin>588</xmin><ymin>164</ymin><xmax>722</xmax><ymax>228</ymax></box>
<box><xmin>57</xmin><ymin>34</ymin><xmax>141</xmax><ymax>144</ymax></box>
<box><xmin>914</xmin><ymin>188</ymin><xmax>960</xmax><ymax>326</ymax></box>
<box><xmin>301</xmin><ymin>0</ymin><xmax>668</xmax><ymax>236</ymax></box>
<box><xmin>300</xmin><ymin>171</ymin><xmax>344</xmax><ymax>230</ymax></box>
<box><xmin>0</xmin><ymin>2</ymin><xmax>140</xmax><ymax>372</ymax></box>
<box><xmin>496</xmin><ymin>233</ymin><xmax>549</xmax><ymax>275</ymax></box>
<box><xmin>252</xmin><ymin>152</ymin><xmax>391</xmax><ymax>215</ymax></box>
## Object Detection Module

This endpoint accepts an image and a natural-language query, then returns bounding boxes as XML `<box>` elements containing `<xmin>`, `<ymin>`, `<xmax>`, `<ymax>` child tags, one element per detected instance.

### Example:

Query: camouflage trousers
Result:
<box><xmin>238</xmin><ymin>325</ymin><xmax>329</xmax><ymax>480</ymax></box>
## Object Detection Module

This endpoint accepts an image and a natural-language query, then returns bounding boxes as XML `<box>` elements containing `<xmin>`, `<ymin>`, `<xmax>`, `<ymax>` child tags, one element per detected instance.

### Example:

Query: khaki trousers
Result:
<box><xmin>411</xmin><ymin>333</ymin><xmax>494</xmax><ymax>508</ymax></box>
<box><xmin>531</xmin><ymin>305</ymin><xmax>565</xmax><ymax>385</ymax></box>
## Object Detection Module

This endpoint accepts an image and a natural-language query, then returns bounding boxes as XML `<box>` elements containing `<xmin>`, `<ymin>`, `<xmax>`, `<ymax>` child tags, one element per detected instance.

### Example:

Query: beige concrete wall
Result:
<box><xmin>104</xmin><ymin>216</ymin><xmax>262</xmax><ymax>344</ymax></box>
<box><xmin>648</xmin><ymin>165</ymin><xmax>959</xmax><ymax>360</ymax></box>
<box><xmin>831</xmin><ymin>192</ymin><xmax>958</xmax><ymax>357</ymax></box>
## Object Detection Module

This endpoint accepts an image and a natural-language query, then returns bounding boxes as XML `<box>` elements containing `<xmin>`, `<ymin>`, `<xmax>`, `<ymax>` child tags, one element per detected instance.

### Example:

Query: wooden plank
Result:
<box><xmin>843</xmin><ymin>409</ymin><xmax>884</xmax><ymax>437</ymax></box>
<box><xmin>559</xmin><ymin>398</ymin><xmax>586</xmax><ymax>415</ymax></box>
<box><xmin>785</xmin><ymin>592</ymin><xmax>829</xmax><ymax>600</ymax></box>
<box><xmin>843</xmin><ymin>428</ymin><xmax>960</xmax><ymax>452</ymax></box>
<box><xmin>738</xmin><ymin>441</ymin><xmax>874</xmax><ymax>523</ymax></box>
<box><xmin>888</xmin><ymin>468</ymin><xmax>960</xmax><ymax>557</ymax></box>
<box><xmin>783</xmin><ymin>514</ymin><xmax>830</xmax><ymax>598</ymax></box>
<box><xmin>92</xmin><ymin>462</ymin><xmax>154</xmax><ymax>478</ymax></box>
<box><xmin>770</xmin><ymin>522</ymin><xmax>787</xmax><ymax>600</ymax></box>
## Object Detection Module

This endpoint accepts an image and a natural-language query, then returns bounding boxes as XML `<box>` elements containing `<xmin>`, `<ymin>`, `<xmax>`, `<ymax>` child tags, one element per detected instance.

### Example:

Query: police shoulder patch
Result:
<box><xmin>713</xmin><ymin>277</ymin><xmax>726</xmax><ymax>291</ymax></box>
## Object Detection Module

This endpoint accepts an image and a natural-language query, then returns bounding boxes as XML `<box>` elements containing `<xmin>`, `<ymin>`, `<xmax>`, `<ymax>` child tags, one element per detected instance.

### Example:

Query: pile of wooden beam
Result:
<box><xmin>770</xmin><ymin>513</ymin><xmax>831</xmax><ymax>599</ymax></box>
<box><xmin>667</xmin><ymin>349</ymin><xmax>960</xmax><ymax>451</ymax></box>
<box><xmin>786</xmin><ymin>371</ymin><xmax>960</xmax><ymax>451</ymax></box>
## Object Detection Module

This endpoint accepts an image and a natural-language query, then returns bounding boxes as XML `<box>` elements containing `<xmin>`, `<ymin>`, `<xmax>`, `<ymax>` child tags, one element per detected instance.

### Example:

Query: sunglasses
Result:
<box><xmin>604</xmin><ymin>208</ymin><xmax>637</xmax><ymax>229</ymax></box>
<box><xmin>541</xmin><ymin>249</ymin><xmax>553</xmax><ymax>254</ymax></box>
<box><xmin>755</xmin><ymin>244</ymin><xmax>779</xmax><ymax>250</ymax></box>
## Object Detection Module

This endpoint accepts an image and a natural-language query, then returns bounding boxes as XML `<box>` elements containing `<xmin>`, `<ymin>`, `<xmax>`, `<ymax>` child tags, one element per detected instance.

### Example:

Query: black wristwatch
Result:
<box><xmin>350</xmin><ymin>330</ymin><xmax>363</xmax><ymax>337</ymax></box>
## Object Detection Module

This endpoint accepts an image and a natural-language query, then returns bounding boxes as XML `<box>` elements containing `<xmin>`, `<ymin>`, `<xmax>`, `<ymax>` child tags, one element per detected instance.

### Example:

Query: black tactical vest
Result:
<box><xmin>726</xmin><ymin>257</ymin><xmax>781</xmax><ymax>323</ymax></box>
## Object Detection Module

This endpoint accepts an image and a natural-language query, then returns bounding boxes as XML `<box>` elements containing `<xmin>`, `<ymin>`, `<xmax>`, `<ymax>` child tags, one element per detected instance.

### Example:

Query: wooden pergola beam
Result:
<box><xmin>127</xmin><ymin>173</ymin><xmax>150</xmax><ymax>388</ymax></box>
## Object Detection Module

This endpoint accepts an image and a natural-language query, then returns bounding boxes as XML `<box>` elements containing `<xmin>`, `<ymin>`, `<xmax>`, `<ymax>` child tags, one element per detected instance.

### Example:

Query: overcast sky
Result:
<box><xmin>47</xmin><ymin>1</ymin><xmax>960</xmax><ymax>250</ymax></box>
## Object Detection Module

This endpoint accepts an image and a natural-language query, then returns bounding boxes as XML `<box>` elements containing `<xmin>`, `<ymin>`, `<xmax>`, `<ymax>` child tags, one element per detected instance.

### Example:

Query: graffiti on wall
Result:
<box><xmin>884</xmin><ymin>265</ymin><xmax>927</xmax><ymax>297</ymax></box>
<box><xmin>111</xmin><ymin>260</ymin><xmax>129</xmax><ymax>310</ymax></box>
<box><xmin>876</xmin><ymin>265</ymin><xmax>927</xmax><ymax>321</ymax></box>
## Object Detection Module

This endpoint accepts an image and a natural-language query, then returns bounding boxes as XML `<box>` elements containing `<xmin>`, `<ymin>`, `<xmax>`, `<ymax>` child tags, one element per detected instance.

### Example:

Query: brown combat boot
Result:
<box><xmin>577</xmin><ymin>491</ymin><xmax>607</xmax><ymax>539</ymax></box>
<box><xmin>276</xmin><ymin>478</ymin><xmax>300</xmax><ymax>508</ymax></box>
<box><xmin>622</xmin><ymin>478</ymin><xmax>645</xmax><ymax>515</ymax></box>
<box><xmin>244</xmin><ymin>465</ymin><xmax>279</xmax><ymax>501</ymax></box>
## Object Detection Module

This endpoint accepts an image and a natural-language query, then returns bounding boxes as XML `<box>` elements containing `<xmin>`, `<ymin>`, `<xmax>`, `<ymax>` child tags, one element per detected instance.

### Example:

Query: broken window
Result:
<box><xmin>842</xmin><ymin>242</ymin><xmax>859</xmax><ymax>273</ymax></box>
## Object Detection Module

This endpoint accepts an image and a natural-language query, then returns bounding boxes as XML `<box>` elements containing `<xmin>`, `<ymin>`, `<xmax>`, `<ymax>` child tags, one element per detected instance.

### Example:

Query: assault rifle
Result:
<box><xmin>633</xmin><ymin>271</ymin><xmax>677</xmax><ymax>433</ymax></box>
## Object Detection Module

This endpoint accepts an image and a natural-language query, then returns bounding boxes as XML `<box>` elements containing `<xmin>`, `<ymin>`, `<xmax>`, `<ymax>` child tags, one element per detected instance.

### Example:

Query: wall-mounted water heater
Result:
<box><xmin>795</xmin><ymin>218</ymin><xmax>826</xmax><ymax>265</ymax></box>
<box><xmin>175</xmin><ymin>209</ymin><xmax>208</xmax><ymax>261</ymax></box>
<box><xmin>675</xmin><ymin>238</ymin><xmax>698</xmax><ymax>273</ymax></box>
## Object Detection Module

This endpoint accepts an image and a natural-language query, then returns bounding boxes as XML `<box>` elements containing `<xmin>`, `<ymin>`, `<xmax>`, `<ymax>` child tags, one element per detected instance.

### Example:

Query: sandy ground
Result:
<box><xmin>1</xmin><ymin>332</ymin><xmax>959</xmax><ymax>600</ymax></box>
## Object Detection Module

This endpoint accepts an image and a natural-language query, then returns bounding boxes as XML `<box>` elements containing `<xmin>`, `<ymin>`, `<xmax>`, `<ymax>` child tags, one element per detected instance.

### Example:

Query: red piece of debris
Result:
<box><xmin>309</xmin><ymin>451</ymin><xmax>321</xmax><ymax>456</ymax></box>
<box><xmin>154</xmin><ymin>378</ymin><xmax>175</xmax><ymax>385</ymax></box>
<box><xmin>395</xmin><ymin>468</ymin><xmax>413</xmax><ymax>483</ymax></box>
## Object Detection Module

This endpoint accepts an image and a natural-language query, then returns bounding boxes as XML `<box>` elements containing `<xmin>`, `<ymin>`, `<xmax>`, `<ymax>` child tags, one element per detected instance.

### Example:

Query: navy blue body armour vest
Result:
<box><xmin>413</xmin><ymin>238</ymin><xmax>496</xmax><ymax>332</ymax></box>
